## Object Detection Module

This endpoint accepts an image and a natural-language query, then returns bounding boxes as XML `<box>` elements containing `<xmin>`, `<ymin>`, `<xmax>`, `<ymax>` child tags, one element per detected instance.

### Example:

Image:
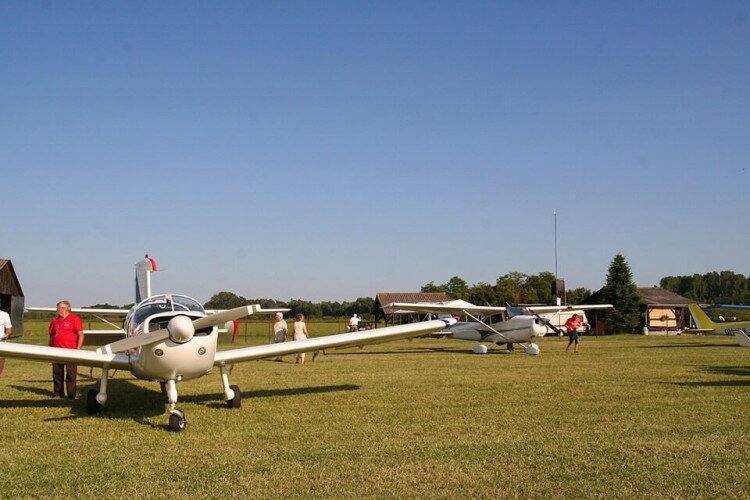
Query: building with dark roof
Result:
<box><xmin>374</xmin><ymin>292</ymin><xmax>451</xmax><ymax>326</ymax></box>
<box><xmin>0</xmin><ymin>260</ymin><xmax>24</xmax><ymax>338</ymax></box>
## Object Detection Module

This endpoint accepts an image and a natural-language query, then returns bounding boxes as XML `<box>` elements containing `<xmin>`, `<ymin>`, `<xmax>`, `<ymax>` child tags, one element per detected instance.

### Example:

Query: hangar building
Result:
<box><xmin>374</xmin><ymin>292</ymin><xmax>451</xmax><ymax>326</ymax></box>
<box><xmin>0</xmin><ymin>259</ymin><xmax>23</xmax><ymax>338</ymax></box>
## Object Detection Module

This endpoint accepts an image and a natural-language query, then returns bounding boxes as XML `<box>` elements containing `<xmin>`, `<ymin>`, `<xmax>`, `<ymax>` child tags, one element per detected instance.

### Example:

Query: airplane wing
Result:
<box><xmin>0</xmin><ymin>342</ymin><xmax>130</xmax><ymax>369</ymax></box>
<box><xmin>525</xmin><ymin>304</ymin><xmax>613</xmax><ymax>314</ymax></box>
<box><xmin>26</xmin><ymin>307</ymin><xmax>130</xmax><ymax>316</ymax></box>
<box><xmin>214</xmin><ymin>318</ymin><xmax>456</xmax><ymax>365</ymax></box>
<box><xmin>386</xmin><ymin>302</ymin><xmax>507</xmax><ymax>315</ymax></box>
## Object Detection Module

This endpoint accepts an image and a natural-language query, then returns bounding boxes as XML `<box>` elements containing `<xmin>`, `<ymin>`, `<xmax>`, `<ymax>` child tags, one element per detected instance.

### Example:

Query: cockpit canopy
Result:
<box><xmin>131</xmin><ymin>294</ymin><xmax>205</xmax><ymax>327</ymax></box>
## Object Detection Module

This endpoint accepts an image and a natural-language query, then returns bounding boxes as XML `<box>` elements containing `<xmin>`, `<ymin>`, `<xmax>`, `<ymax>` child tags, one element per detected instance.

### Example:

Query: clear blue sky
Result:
<box><xmin>2</xmin><ymin>1</ymin><xmax>748</xmax><ymax>307</ymax></box>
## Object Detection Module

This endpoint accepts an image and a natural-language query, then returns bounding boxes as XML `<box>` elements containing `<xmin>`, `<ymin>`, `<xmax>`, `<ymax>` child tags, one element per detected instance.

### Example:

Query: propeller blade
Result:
<box><xmin>97</xmin><ymin>305</ymin><xmax>267</xmax><ymax>354</ymax></box>
<box><xmin>97</xmin><ymin>328</ymin><xmax>170</xmax><ymax>354</ymax></box>
<box><xmin>535</xmin><ymin>314</ymin><xmax>564</xmax><ymax>335</ymax></box>
<box><xmin>191</xmin><ymin>305</ymin><xmax>257</xmax><ymax>330</ymax></box>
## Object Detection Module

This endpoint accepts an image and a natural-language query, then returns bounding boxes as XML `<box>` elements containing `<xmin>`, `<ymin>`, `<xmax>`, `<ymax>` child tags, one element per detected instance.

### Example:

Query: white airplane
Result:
<box><xmin>686</xmin><ymin>304</ymin><xmax>750</xmax><ymax>347</ymax></box>
<box><xmin>386</xmin><ymin>299</ymin><xmax>612</xmax><ymax>355</ymax></box>
<box><xmin>2</xmin><ymin>257</ymin><xmax>456</xmax><ymax>431</ymax></box>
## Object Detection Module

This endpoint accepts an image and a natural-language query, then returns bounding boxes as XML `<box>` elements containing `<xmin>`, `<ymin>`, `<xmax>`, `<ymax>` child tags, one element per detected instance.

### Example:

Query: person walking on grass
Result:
<box><xmin>272</xmin><ymin>312</ymin><xmax>287</xmax><ymax>362</ymax></box>
<box><xmin>293</xmin><ymin>314</ymin><xmax>309</xmax><ymax>364</ymax></box>
<box><xmin>565</xmin><ymin>313</ymin><xmax>583</xmax><ymax>353</ymax></box>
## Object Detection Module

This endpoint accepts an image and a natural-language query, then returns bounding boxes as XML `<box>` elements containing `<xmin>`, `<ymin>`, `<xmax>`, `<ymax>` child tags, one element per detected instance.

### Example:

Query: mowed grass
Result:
<box><xmin>0</xmin><ymin>321</ymin><xmax>748</xmax><ymax>498</ymax></box>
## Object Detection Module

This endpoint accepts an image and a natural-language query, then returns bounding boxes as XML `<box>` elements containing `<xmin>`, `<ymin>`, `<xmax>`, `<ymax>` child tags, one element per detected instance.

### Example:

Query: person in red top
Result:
<box><xmin>564</xmin><ymin>313</ymin><xmax>583</xmax><ymax>353</ymax></box>
<box><xmin>49</xmin><ymin>300</ymin><xmax>84</xmax><ymax>399</ymax></box>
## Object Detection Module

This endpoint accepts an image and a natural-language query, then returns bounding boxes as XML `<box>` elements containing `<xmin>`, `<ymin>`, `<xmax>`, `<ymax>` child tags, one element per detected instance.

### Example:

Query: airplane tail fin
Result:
<box><xmin>687</xmin><ymin>304</ymin><xmax>718</xmax><ymax>330</ymax></box>
<box><xmin>135</xmin><ymin>255</ymin><xmax>157</xmax><ymax>304</ymax></box>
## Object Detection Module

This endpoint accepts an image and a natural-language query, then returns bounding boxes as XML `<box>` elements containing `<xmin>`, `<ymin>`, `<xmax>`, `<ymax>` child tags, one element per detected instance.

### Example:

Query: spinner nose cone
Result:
<box><xmin>168</xmin><ymin>315</ymin><xmax>195</xmax><ymax>344</ymax></box>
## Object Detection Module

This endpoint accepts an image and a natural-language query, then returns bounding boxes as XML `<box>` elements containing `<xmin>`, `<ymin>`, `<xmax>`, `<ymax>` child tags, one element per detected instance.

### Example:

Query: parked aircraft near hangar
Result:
<box><xmin>686</xmin><ymin>304</ymin><xmax>750</xmax><ymax>348</ymax></box>
<box><xmin>2</xmin><ymin>256</ymin><xmax>455</xmax><ymax>431</ymax></box>
<box><xmin>387</xmin><ymin>299</ymin><xmax>612</xmax><ymax>355</ymax></box>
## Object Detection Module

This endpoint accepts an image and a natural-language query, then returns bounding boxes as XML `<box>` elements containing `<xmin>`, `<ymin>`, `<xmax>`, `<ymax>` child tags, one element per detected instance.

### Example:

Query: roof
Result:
<box><xmin>637</xmin><ymin>287</ymin><xmax>694</xmax><ymax>306</ymax></box>
<box><xmin>0</xmin><ymin>260</ymin><xmax>23</xmax><ymax>296</ymax></box>
<box><xmin>375</xmin><ymin>292</ymin><xmax>452</xmax><ymax>315</ymax></box>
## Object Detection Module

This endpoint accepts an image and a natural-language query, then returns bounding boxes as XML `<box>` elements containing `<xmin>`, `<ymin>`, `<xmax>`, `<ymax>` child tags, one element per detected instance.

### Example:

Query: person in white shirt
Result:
<box><xmin>348</xmin><ymin>314</ymin><xmax>360</xmax><ymax>332</ymax></box>
<box><xmin>0</xmin><ymin>310</ymin><xmax>12</xmax><ymax>375</ymax></box>
<box><xmin>272</xmin><ymin>312</ymin><xmax>288</xmax><ymax>362</ymax></box>
<box><xmin>293</xmin><ymin>314</ymin><xmax>309</xmax><ymax>364</ymax></box>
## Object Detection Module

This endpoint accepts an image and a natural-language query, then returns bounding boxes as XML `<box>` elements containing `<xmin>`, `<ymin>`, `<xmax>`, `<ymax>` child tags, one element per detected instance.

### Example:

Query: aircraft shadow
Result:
<box><xmin>670</xmin><ymin>365</ymin><xmax>750</xmax><ymax>388</ymax></box>
<box><xmin>673</xmin><ymin>380</ymin><xmax>750</xmax><ymax>387</ymax></box>
<box><xmin>182</xmin><ymin>384</ymin><xmax>360</xmax><ymax>408</ymax></box>
<box><xmin>6</xmin><ymin>380</ymin><xmax>170</xmax><ymax>430</ymax></box>
<box><xmin>638</xmin><ymin>343</ymin><xmax>737</xmax><ymax>349</ymax></box>
<box><xmin>319</xmin><ymin>347</ymin><xmax>512</xmax><ymax>356</ymax></box>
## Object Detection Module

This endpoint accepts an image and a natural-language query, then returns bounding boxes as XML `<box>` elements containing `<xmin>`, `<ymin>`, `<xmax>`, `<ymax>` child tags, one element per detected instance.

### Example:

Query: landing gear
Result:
<box><xmin>87</xmin><ymin>365</ymin><xmax>109</xmax><ymax>415</ymax></box>
<box><xmin>524</xmin><ymin>342</ymin><xmax>540</xmax><ymax>355</ymax></box>
<box><xmin>226</xmin><ymin>384</ymin><xmax>241</xmax><ymax>408</ymax></box>
<box><xmin>165</xmin><ymin>379</ymin><xmax>186</xmax><ymax>432</ymax></box>
<box><xmin>219</xmin><ymin>364</ymin><xmax>241</xmax><ymax>409</ymax></box>
<box><xmin>86</xmin><ymin>389</ymin><xmax>102</xmax><ymax>414</ymax></box>
<box><xmin>168</xmin><ymin>409</ymin><xmax>186</xmax><ymax>432</ymax></box>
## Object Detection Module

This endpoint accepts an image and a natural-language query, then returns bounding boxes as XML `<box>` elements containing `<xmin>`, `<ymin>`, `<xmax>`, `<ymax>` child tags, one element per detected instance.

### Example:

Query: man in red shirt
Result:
<box><xmin>564</xmin><ymin>313</ymin><xmax>583</xmax><ymax>353</ymax></box>
<box><xmin>49</xmin><ymin>301</ymin><xmax>84</xmax><ymax>399</ymax></box>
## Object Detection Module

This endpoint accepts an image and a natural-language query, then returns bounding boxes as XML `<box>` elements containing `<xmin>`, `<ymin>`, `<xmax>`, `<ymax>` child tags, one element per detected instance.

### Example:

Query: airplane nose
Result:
<box><xmin>532</xmin><ymin>319</ymin><xmax>547</xmax><ymax>337</ymax></box>
<box><xmin>167</xmin><ymin>315</ymin><xmax>195</xmax><ymax>344</ymax></box>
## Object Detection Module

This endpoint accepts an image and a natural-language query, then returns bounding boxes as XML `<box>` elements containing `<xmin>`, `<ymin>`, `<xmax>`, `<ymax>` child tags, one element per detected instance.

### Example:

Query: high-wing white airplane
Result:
<box><xmin>686</xmin><ymin>304</ymin><xmax>750</xmax><ymax>347</ymax></box>
<box><xmin>3</xmin><ymin>257</ymin><xmax>456</xmax><ymax>431</ymax></box>
<box><xmin>386</xmin><ymin>299</ymin><xmax>612</xmax><ymax>355</ymax></box>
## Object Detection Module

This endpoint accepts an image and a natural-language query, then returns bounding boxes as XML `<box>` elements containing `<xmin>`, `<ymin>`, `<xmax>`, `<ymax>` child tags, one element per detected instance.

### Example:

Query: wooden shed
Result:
<box><xmin>0</xmin><ymin>260</ymin><xmax>24</xmax><ymax>338</ymax></box>
<box><xmin>374</xmin><ymin>292</ymin><xmax>451</xmax><ymax>326</ymax></box>
<box><xmin>638</xmin><ymin>287</ymin><xmax>694</xmax><ymax>334</ymax></box>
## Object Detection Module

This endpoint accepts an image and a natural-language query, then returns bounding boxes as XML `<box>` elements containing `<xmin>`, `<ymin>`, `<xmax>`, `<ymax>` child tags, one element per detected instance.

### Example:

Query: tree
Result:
<box><xmin>495</xmin><ymin>272</ymin><xmax>527</xmax><ymax>305</ymax></box>
<box><xmin>421</xmin><ymin>281</ymin><xmax>446</xmax><ymax>293</ymax></box>
<box><xmin>445</xmin><ymin>276</ymin><xmax>469</xmax><ymax>300</ymax></box>
<box><xmin>204</xmin><ymin>291</ymin><xmax>247</xmax><ymax>310</ymax></box>
<box><xmin>566</xmin><ymin>287</ymin><xmax>592</xmax><ymax>305</ymax></box>
<box><xmin>601</xmin><ymin>254</ymin><xmax>641</xmax><ymax>333</ymax></box>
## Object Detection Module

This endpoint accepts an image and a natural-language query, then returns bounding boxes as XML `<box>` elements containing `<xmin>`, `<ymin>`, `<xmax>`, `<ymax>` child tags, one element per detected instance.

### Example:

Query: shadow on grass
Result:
<box><xmin>674</xmin><ymin>380</ymin><xmax>750</xmax><ymax>387</ymax></box>
<box><xmin>182</xmin><ymin>384</ymin><xmax>360</xmax><ymax>408</ymax></box>
<box><xmin>639</xmin><ymin>343</ymin><xmax>737</xmax><ymax>349</ymax></box>
<box><xmin>671</xmin><ymin>365</ymin><xmax>750</xmax><ymax>387</ymax></box>
<box><xmin>318</xmin><ymin>346</ymin><xmax>513</xmax><ymax>356</ymax></box>
<box><xmin>6</xmin><ymin>379</ymin><xmax>168</xmax><ymax>430</ymax></box>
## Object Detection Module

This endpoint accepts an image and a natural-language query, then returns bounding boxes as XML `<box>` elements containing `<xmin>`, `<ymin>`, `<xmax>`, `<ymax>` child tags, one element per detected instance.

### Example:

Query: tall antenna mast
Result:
<box><xmin>553</xmin><ymin>209</ymin><xmax>558</xmax><ymax>279</ymax></box>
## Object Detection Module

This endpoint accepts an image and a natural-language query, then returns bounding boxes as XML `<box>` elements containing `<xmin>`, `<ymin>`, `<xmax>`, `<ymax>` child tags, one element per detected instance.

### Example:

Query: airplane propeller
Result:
<box><xmin>534</xmin><ymin>314</ymin><xmax>565</xmax><ymax>336</ymax></box>
<box><xmin>97</xmin><ymin>305</ymin><xmax>260</xmax><ymax>354</ymax></box>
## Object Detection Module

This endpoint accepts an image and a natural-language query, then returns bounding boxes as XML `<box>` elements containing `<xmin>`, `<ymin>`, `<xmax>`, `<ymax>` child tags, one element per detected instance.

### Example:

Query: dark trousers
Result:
<box><xmin>52</xmin><ymin>363</ymin><xmax>78</xmax><ymax>398</ymax></box>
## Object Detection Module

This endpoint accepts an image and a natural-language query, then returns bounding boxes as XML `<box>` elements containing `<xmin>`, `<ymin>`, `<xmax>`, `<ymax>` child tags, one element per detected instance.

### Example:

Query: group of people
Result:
<box><xmin>272</xmin><ymin>312</ymin><xmax>309</xmax><ymax>364</ymax></box>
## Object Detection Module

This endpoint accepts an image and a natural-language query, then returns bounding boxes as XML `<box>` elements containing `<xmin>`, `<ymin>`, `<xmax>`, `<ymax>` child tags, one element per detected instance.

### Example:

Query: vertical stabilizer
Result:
<box><xmin>687</xmin><ymin>304</ymin><xmax>718</xmax><ymax>330</ymax></box>
<box><xmin>135</xmin><ymin>255</ymin><xmax>157</xmax><ymax>303</ymax></box>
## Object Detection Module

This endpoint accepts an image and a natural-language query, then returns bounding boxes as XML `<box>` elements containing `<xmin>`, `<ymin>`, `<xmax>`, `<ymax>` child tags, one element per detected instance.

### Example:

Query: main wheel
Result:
<box><xmin>168</xmin><ymin>412</ymin><xmax>186</xmax><ymax>432</ymax></box>
<box><xmin>86</xmin><ymin>389</ymin><xmax>102</xmax><ymax>415</ymax></box>
<box><xmin>226</xmin><ymin>384</ymin><xmax>241</xmax><ymax>409</ymax></box>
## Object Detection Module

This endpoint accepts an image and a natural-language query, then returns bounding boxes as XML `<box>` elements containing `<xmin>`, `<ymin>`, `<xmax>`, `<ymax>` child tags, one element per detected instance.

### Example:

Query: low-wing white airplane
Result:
<box><xmin>686</xmin><ymin>304</ymin><xmax>750</xmax><ymax>347</ymax></box>
<box><xmin>3</xmin><ymin>257</ymin><xmax>456</xmax><ymax>431</ymax></box>
<box><xmin>386</xmin><ymin>299</ymin><xmax>612</xmax><ymax>355</ymax></box>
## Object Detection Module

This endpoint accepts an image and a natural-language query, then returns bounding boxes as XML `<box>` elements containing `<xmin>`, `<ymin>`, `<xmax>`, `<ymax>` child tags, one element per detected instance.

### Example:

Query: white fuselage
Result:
<box><xmin>447</xmin><ymin>315</ymin><xmax>548</xmax><ymax>344</ymax></box>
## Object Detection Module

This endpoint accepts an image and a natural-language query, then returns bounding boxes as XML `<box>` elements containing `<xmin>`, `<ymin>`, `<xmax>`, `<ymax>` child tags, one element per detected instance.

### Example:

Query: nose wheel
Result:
<box><xmin>165</xmin><ymin>379</ymin><xmax>187</xmax><ymax>432</ymax></box>
<box><xmin>168</xmin><ymin>409</ymin><xmax>186</xmax><ymax>432</ymax></box>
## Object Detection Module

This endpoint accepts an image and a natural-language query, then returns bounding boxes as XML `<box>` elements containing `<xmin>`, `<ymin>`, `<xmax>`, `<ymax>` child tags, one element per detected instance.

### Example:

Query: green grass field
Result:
<box><xmin>0</xmin><ymin>322</ymin><xmax>748</xmax><ymax>498</ymax></box>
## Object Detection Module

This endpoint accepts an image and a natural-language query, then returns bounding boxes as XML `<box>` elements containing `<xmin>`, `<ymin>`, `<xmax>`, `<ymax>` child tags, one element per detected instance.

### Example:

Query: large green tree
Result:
<box><xmin>602</xmin><ymin>254</ymin><xmax>641</xmax><ymax>333</ymax></box>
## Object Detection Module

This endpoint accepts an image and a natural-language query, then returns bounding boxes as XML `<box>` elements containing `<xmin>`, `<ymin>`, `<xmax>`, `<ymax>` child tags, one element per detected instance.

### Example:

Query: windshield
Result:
<box><xmin>132</xmin><ymin>294</ymin><xmax>205</xmax><ymax>326</ymax></box>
